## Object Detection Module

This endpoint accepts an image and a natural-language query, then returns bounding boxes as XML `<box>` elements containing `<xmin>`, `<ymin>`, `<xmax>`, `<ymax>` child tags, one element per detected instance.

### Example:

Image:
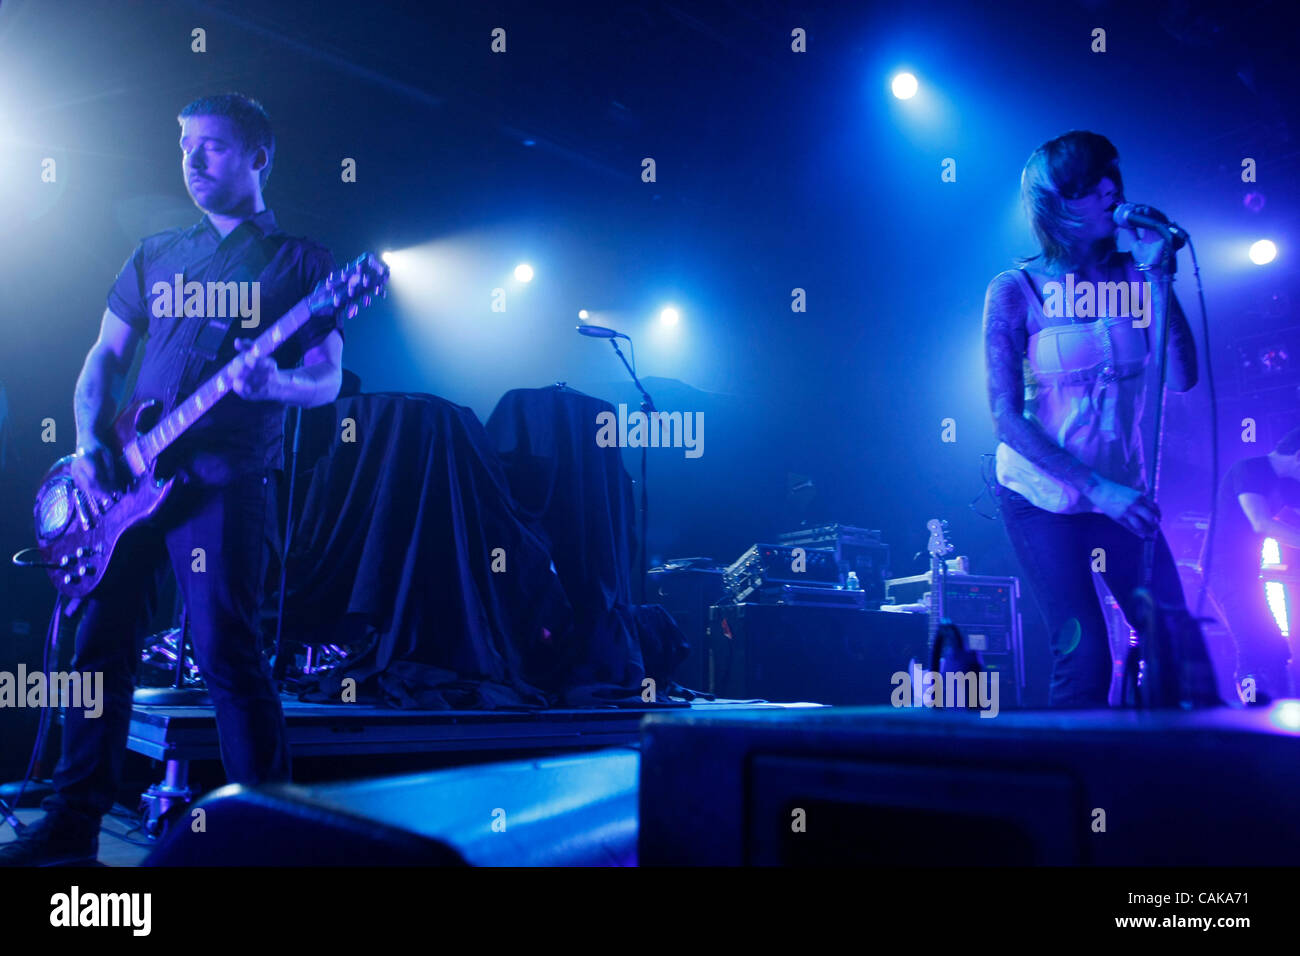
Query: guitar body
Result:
<box><xmin>30</xmin><ymin>251</ymin><xmax>389</xmax><ymax>603</ymax></box>
<box><xmin>33</xmin><ymin>399</ymin><xmax>176</xmax><ymax>600</ymax></box>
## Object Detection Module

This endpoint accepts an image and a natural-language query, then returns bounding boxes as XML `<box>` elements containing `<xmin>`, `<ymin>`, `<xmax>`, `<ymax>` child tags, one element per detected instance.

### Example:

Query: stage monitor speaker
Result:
<box><xmin>146</xmin><ymin>748</ymin><xmax>639</xmax><ymax>866</ymax></box>
<box><xmin>638</xmin><ymin>706</ymin><xmax>1300</xmax><ymax>865</ymax></box>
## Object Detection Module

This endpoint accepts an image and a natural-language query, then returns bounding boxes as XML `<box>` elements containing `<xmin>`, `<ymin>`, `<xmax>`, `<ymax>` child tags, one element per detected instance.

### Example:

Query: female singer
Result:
<box><xmin>982</xmin><ymin>130</ymin><xmax>1216</xmax><ymax>707</ymax></box>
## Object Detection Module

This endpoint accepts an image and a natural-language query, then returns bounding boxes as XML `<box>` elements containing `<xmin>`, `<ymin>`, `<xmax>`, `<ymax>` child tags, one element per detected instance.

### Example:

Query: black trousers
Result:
<box><xmin>43</xmin><ymin>467</ymin><xmax>290</xmax><ymax>824</ymax></box>
<box><xmin>1212</xmin><ymin>572</ymin><xmax>1293</xmax><ymax>698</ymax></box>
<box><xmin>999</xmin><ymin>487</ymin><xmax>1215</xmax><ymax>708</ymax></box>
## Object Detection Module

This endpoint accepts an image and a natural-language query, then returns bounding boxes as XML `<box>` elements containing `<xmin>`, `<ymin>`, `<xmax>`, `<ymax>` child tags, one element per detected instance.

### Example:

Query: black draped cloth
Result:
<box><xmin>485</xmin><ymin>385</ymin><xmax>690</xmax><ymax>705</ymax></box>
<box><xmin>283</xmin><ymin>393</ymin><xmax>571</xmax><ymax>709</ymax></box>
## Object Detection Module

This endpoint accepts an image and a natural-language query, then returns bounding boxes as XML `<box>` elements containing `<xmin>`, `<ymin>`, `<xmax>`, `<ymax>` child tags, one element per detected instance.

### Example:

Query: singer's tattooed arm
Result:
<box><xmin>1164</xmin><ymin>289</ymin><xmax>1198</xmax><ymax>392</ymax></box>
<box><xmin>1132</xmin><ymin>245</ymin><xmax>1198</xmax><ymax>392</ymax></box>
<box><xmin>983</xmin><ymin>273</ymin><xmax>1101</xmax><ymax>498</ymax></box>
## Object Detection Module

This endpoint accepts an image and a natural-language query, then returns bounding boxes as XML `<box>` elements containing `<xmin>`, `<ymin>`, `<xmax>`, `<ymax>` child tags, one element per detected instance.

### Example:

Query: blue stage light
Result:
<box><xmin>891</xmin><ymin>72</ymin><xmax>918</xmax><ymax>100</ymax></box>
<box><xmin>1249</xmin><ymin>239</ymin><xmax>1277</xmax><ymax>265</ymax></box>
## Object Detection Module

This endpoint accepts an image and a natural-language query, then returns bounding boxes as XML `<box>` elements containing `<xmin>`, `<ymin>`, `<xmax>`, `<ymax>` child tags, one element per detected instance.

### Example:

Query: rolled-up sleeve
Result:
<box><xmin>295</xmin><ymin>244</ymin><xmax>343</xmax><ymax>355</ymax></box>
<box><xmin>106</xmin><ymin>243</ymin><xmax>150</xmax><ymax>333</ymax></box>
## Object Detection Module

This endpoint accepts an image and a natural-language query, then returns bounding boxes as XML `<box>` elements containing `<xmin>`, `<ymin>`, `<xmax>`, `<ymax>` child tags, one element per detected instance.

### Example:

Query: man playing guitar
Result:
<box><xmin>1207</xmin><ymin>427</ymin><xmax>1300</xmax><ymax>703</ymax></box>
<box><xmin>2</xmin><ymin>93</ymin><xmax>345</xmax><ymax>866</ymax></box>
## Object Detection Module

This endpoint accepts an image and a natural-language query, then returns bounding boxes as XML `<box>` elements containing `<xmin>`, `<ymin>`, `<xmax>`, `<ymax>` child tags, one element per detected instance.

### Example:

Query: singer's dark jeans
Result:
<box><xmin>42</xmin><ymin>467</ymin><xmax>290</xmax><ymax>826</ymax></box>
<box><xmin>998</xmin><ymin>486</ymin><xmax>1203</xmax><ymax>708</ymax></box>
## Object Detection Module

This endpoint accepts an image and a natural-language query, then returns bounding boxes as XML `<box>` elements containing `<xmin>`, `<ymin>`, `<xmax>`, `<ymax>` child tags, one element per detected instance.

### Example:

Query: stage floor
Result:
<box><xmin>0</xmin><ymin>696</ymin><xmax>821</xmax><ymax>866</ymax></box>
<box><xmin>124</xmin><ymin>694</ymin><xmax>822</xmax><ymax>762</ymax></box>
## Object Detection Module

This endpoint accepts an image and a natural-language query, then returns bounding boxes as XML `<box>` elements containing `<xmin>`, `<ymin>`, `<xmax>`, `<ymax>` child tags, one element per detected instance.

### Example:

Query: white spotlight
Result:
<box><xmin>578</xmin><ymin>309</ymin><xmax>590</xmax><ymax>320</ymax></box>
<box><xmin>514</xmin><ymin>263</ymin><xmax>534</xmax><ymax>282</ymax></box>
<box><xmin>891</xmin><ymin>72</ymin><xmax>918</xmax><ymax>100</ymax></box>
<box><xmin>1249</xmin><ymin>239</ymin><xmax>1277</xmax><ymax>265</ymax></box>
<box><xmin>659</xmin><ymin>306</ymin><xmax>680</xmax><ymax>326</ymax></box>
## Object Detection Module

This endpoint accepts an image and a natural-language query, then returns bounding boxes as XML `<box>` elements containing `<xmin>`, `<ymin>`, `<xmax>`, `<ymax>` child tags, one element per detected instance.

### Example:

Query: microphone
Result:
<box><xmin>576</xmin><ymin>324</ymin><xmax>627</xmax><ymax>339</ymax></box>
<box><xmin>1113</xmin><ymin>202</ymin><xmax>1188</xmax><ymax>249</ymax></box>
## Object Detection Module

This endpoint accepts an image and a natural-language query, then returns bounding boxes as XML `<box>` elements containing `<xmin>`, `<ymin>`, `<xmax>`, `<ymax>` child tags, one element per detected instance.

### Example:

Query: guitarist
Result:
<box><xmin>2</xmin><ymin>93</ymin><xmax>344</xmax><ymax>866</ymax></box>
<box><xmin>1205</xmin><ymin>427</ymin><xmax>1300</xmax><ymax>703</ymax></box>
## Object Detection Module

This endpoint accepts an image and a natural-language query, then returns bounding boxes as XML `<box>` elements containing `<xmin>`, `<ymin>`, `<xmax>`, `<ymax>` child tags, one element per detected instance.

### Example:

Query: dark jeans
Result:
<box><xmin>999</xmin><ymin>487</ymin><xmax>1212</xmax><ymax>708</ymax></box>
<box><xmin>43</xmin><ymin>467</ymin><xmax>290</xmax><ymax>825</ymax></box>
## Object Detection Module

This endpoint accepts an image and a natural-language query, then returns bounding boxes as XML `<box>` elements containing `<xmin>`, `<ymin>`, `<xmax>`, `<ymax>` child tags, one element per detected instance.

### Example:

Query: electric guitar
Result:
<box><xmin>925</xmin><ymin>518</ymin><xmax>953</xmax><ymax>647</ymax></box>
<box><xmin>32</xmin><ymin>252</ymin><xmax>389</xmax><ymax>602</ymax></box>
<box><xmin>922</xmin><ymin>517</ymin><xmax>983</xmax><ymax>703</ymax></box>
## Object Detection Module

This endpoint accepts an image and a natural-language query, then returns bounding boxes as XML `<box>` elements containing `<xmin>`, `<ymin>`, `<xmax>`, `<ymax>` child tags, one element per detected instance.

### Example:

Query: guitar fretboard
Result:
<box><xmin>129</xmin><ymin>297</ymin><xmax>314</xmax><ymax>466</ymax></box>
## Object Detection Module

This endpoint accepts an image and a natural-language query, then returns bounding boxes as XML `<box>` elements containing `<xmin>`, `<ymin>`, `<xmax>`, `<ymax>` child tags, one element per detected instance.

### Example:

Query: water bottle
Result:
<box><xmin>846</xmin><ymin>571</ymin><xmax>861</xmax><ymax>591</ymax></box>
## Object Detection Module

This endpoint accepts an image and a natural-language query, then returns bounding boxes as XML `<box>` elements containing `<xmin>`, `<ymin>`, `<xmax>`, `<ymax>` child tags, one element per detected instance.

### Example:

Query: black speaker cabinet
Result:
<box><xmin>639</xmin><ymin>705</ymin><xmax>1300</xmax><ymax>865</ymax></box>
<box><xmin>647</xmin><ymin>565</ymin><xmax>726</xmax><ymax>692</ymax></box>
<box><xmin>707</xmin><ymin>604</ymin><xmax>928</xmax><ymax>705</ymax></box>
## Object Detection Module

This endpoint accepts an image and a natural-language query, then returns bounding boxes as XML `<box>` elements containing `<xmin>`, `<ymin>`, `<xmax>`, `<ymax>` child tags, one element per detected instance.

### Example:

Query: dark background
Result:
<box><xmin>2</xmin><ymin>0</ymin><xmax>1298</xmax><ymax>773</ymax></box>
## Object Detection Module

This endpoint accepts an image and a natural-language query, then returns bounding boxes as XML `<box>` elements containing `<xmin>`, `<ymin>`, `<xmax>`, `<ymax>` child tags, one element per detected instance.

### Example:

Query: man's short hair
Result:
<box><xmin>1276</xmin><ymin>426</ymin><xmax>1300</xmax><ymax>456</ymax></box>
<box><xmin>177</xmin><ymin>93</ymin><xmax>275</xmax><ymax>189</ymax></box>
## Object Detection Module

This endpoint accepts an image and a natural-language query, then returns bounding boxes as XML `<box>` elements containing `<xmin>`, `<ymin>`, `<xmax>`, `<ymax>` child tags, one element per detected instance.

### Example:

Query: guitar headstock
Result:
<box><xmin>309</xmin><ymin>252</ymin><xmax>390</xmax><ymax>320</ymax></box>
<box><xmin>926</xmin><ymin>518</ymin><xmax>953</xmax><ymax>559</ymax></box>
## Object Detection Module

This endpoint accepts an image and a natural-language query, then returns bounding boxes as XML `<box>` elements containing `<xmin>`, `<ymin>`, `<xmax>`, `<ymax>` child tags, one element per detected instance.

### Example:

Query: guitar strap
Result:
<box><xmin>172</xmin><ymin>225</ymin><xmax>291</xmax><ymax>408</ymax></box>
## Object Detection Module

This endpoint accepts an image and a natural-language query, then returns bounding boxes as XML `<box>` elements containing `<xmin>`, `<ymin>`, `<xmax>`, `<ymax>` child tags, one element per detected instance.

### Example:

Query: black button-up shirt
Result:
<box><xmin>107</xmin><ymin>209</ymin><xmax>341</xmax><ymax>479</ymax></box>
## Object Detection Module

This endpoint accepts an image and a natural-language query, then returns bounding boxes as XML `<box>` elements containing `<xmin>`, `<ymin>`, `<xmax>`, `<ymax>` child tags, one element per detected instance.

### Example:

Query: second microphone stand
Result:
<box><xmin>607</xmin><ymin>336</ymin><xmax>653</xmax><ymax>604</ymax></box>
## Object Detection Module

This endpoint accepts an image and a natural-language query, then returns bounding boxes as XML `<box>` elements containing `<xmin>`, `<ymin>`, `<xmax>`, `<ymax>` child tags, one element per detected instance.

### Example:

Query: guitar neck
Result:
<box><xmin>929</xmin><ymin>555</ymin><xmax>944</xmax><ymax>641</ymax></box>
<box><xmin>124</xmin><ymin>296</ymin><xmax>314</xmax><ymax>471</ymax></box>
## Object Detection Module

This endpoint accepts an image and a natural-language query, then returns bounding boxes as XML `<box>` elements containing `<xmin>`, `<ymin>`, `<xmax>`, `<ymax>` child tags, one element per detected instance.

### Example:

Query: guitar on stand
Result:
<box><xmin>926</xmin><ymin>518</ymin><xmax>953</xmax><ymax>652</ymax></box>
<box><xmin>22</xmin><ymin>253</ymin><xmax>389</xmax><ymax>613</ymax></box>
<box><xmin>907</xmin><ymin>519</ymin><xmax>982</xmax><ymax>707</ymax></box>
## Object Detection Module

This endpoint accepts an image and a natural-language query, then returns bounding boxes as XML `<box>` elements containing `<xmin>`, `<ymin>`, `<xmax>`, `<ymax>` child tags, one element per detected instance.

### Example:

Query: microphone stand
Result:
<box><xmin>1129</xmin><ymin>230</ymin><xmax>1177</xmax><ymax>707</ymax></box>
<box><xmin>272</xmin><ymin>405</ymin><xmax>302</xmax><ymax>682</ymax></box>
<box><xmin>1126</xmin><ymin>225</ymin><xmax>1214</xmax><ymax>708</ymax></box>
<box><xmin>606</xmin><ymin>337</ymin><xmax>653</xmax><ymax>605</ymax></box>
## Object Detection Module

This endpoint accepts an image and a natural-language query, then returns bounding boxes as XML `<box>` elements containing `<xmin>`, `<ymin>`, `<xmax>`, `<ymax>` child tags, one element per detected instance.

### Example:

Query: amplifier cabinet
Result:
<box><xmin>723</xmin><ymin>544</ymin><xmax>840</xmax><ymax>597</ymax></box>
<box><xmin>886</xmin><ymin>572</ymin><xmax>1024</xmax><ymax>702</ymax></box>
<box><xmin>647</xmin><ymin>566</ymin><xmax>727</xmax><ymax>691</ymax></box>
<box><xmin>778</xmin><ymin>525</ymin><xmax>891</xmax><ymax>602</ymax></box>
<box><xmin>706</xmin><ymin>604</ymin><xmax>928</xmax><ymax>705</ymax></box>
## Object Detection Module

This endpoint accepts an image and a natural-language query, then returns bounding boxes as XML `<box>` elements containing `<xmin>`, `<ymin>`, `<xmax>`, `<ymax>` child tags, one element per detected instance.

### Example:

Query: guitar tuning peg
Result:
<box><xmin>346</xmin><ymin>303</ymin><xmax>359</xmax><ymax>318</ymax></box>
<box><xmin>362</xmin><ymin>295</ymin><xmax>372</xmax><ymax>307</ymax></box>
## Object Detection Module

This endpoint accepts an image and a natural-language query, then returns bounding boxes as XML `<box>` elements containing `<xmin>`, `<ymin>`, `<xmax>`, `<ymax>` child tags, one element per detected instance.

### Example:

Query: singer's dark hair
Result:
<box><xmin>1276</xmin><ymin>426</ymin><xmax>1300</xmax><ymax>456</ymax></box>
<box><xmin>1018</xmin><ymin>131</ymin><xmax>1123</xmax><ymax>274</ymax></box>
